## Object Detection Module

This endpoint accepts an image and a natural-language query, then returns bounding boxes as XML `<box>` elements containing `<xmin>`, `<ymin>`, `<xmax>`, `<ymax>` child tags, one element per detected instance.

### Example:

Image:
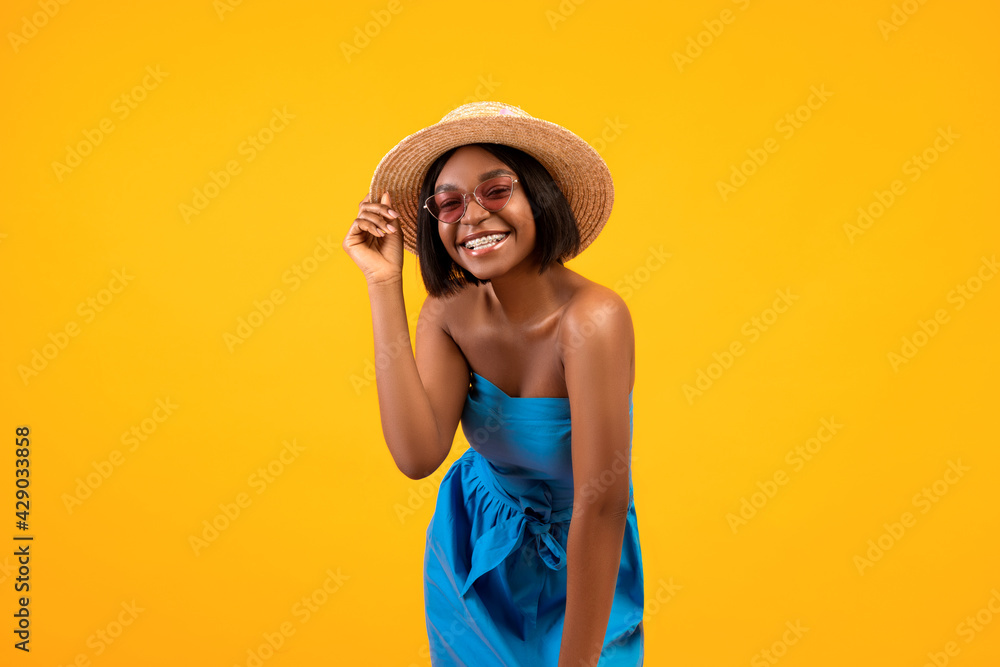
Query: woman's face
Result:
<box><xmin>434</xmin><ymin>145</ymin><xmax>538</xmax><ymax>280</ymax></box>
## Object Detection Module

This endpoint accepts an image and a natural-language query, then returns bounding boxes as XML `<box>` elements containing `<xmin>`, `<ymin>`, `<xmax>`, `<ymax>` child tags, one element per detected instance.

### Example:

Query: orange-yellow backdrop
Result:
<box><xmin>2</xmin><ymin>0</ymin><xmax>998</xmax><ymax>665</ymax></box>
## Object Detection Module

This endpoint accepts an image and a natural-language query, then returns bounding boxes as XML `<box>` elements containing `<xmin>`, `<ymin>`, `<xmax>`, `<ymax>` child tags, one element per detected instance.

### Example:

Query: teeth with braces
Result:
<box><xmin>463</xmin><ymin>233</ymin><xmax>507</xmax><ymax>249</ymax></box>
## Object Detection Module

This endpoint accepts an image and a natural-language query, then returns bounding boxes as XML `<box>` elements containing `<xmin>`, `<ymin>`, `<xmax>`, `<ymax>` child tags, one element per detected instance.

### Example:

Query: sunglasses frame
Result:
<box><xmin>423</xmin><ymin>176</ymin><xmax>520</xmax><ymax>224</ymax></box>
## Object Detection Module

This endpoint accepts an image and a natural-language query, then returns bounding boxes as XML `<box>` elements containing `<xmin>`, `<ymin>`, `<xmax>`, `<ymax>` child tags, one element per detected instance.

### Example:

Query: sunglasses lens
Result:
<box><xmin>426</xmin><ymin>176</ymin><xmax>515</xmax><ymax>223</ymax></box>
<box><xmin>476</xmin><ymin>176</ymin><xmax>514</xmax><ymax>211</ymax></box>
<box><xmin>427</xmin><ymin>192</ymin><xmax>466</xmax><ymax>223</ymax></box>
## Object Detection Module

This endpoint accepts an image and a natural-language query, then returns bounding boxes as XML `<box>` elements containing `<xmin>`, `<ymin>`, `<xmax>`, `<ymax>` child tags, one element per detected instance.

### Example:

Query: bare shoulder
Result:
<box><xmin>558</xmin><ymin>281</ymin><xmax>633</xmax><ymax>344</ymax></box>
<box><xmin>417</xmin><ymin>285</ymin><xmax>478</xmax><ymax>338</ymax></box>
<box><xmin>557</xmin><ymin>278</ymin><xmax>635</xmax><ymax>396</ymax></box>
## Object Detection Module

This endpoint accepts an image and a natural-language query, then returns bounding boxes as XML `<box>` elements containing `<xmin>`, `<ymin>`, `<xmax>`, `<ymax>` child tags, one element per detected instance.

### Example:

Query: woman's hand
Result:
<box><xmin>342</xmin><ymin>191</ymin><xmax>404</xmax><ymax>286</ymax></box>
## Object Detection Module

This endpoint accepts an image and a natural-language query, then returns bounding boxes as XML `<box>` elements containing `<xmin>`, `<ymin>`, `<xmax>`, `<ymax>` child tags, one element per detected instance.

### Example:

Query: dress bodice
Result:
<box><xmin>460</xmin><ymin>371</ymin><xmax>635</xmax><ymax>510</ymax></box>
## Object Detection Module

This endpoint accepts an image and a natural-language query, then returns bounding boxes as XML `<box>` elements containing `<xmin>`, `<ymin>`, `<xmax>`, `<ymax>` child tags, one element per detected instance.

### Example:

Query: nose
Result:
<box><xmin>459</xmin><ymin>193</ymin><xmax>490</xmax><ymax>225</ymax></box>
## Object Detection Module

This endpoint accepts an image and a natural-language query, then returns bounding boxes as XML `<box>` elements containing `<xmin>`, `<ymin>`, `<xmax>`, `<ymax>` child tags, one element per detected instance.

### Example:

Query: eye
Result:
<box><xmin>483</xmin><ymin>185</ymin><xmax>511</xmax><ymax>200</ymax></box>
<box><xmin>435</xmin><ymin>194</ymin><xmax>462</xmax><ymax>211</ymax></box>
<box><xmin>478</xmin><ymin>177</ymin><xmax>513</xmax><ymax>202</ymax></box>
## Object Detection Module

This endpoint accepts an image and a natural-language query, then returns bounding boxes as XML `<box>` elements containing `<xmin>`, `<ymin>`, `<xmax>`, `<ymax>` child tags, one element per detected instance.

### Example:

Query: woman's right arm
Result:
<box><xmin>343</xmin><ymin>192</ymin><xmax>467</xmax><ymax>480</ymax></box>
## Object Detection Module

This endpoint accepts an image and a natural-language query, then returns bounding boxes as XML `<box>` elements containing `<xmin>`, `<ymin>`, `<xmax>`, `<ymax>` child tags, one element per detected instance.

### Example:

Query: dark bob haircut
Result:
<box><xmin>417</xmin><ymin>143</ymin><xmax>581</xmax><ymax>298</ymax></box>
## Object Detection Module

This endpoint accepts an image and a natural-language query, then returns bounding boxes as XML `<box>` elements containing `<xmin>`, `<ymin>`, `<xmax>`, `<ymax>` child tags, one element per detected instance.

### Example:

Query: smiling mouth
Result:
<box><xmin>460</xmin><ymin>232</ymin><xmax>510</xmax><ymax>251</ymax></box>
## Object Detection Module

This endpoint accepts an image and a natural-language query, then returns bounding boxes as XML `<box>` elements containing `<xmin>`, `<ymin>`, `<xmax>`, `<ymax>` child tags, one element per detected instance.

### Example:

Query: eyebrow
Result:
<box><xmin>434</xmin><ymin>168</ymin><xmax>515</xmax><ymax>194</ymax></box>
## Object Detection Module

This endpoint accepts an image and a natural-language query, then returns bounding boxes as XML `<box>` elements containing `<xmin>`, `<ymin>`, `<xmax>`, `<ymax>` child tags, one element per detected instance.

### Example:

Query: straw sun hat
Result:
<box><xmin>368</xmin><ymin>101</ymin><xmax>614</xmax><ymax>259</ymax></box>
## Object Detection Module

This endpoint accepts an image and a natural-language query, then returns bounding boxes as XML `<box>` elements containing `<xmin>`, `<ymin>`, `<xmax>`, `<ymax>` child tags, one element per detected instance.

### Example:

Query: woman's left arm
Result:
<box><xmin>557</xmin><ymin>289</ymin><xmax>635</xmax><ymax>667</ymax></box>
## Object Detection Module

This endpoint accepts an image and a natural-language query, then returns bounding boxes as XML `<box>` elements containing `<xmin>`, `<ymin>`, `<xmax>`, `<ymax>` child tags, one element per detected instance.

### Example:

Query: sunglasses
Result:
<box><xmin>424</xmin><ymin>175</ymin><xmax>519</xmax><ymax>224</ymax></box>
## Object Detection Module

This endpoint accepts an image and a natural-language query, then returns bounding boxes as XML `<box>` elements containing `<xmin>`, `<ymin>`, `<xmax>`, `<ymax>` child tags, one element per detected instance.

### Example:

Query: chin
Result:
<box><xmin>464</xmin><ymin>265</ymin><xmax>502</xmax><ymax>282</ymax></box>
<box><xmin>450</xmin><ymin>251</ymin><xmax>504</xmax><ymax>279</ymax></box>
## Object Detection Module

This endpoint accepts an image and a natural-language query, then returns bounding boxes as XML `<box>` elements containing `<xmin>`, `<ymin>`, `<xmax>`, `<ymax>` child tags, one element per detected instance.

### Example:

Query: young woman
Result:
<box><xmin>343</xmin><ymin>101</ymin><xmax>644</xmax><ymax>666</ymax></box>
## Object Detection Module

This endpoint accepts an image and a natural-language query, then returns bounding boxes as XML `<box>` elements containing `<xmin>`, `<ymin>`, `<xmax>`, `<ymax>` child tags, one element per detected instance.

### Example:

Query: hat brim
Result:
<box><xmin>369</xmin><ymin>113</ymin><xmax>614</xmax><ymax>259</ymax></box>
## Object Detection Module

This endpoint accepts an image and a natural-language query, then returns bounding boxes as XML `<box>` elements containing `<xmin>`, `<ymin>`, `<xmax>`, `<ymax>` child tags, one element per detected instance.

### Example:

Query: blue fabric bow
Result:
<box><xmin>460</xmin><ymin>480</ymin><xmax>575</xmax><ymax>637</ymax></box>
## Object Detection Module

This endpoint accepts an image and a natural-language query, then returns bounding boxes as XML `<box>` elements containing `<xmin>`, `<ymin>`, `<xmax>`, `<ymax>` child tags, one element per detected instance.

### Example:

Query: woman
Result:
<box><xmin>343</xmin><ymin>101</ymin><xmax>644</xmax><ymax>666</ymax></box>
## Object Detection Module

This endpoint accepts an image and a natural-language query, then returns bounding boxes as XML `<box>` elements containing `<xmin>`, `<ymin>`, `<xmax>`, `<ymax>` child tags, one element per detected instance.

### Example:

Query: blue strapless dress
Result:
<box><xmin>423</xmin><ymin>371</ymin><xmax>644</xmax><ymax>665</ymax></box>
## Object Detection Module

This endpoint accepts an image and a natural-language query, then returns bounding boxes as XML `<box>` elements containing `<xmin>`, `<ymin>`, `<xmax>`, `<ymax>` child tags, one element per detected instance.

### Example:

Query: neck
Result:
<box><xmin>485</xmin><ymin>260</ymin><xmax>569</xmax><ymax>327</ymax></box>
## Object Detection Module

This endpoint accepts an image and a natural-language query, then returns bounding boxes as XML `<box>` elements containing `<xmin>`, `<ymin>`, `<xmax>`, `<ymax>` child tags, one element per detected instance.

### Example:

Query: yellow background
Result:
<box><xmin>2</xmin><ymin>0</ymin><xmax>998</xmax><ymax>665</ymax></box>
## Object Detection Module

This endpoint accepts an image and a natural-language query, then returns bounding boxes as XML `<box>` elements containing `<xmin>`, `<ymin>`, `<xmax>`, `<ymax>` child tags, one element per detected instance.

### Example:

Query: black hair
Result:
<box><xmin>416</xmin><ymin>143</ymin><xmax>581</xmax><ymax>298</ymax></box>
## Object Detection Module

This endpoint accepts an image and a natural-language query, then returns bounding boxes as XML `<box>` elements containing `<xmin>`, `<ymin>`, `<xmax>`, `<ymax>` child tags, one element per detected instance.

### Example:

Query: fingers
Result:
<box><xmin>354</xmin><ymin>211</ymin><xmax>393</xmax><ymax>239</ymax></box>
<box><xmin>380</xmin><ymin>193</ymin><xmax>398</xmax><ymax>232</ymax></box>
<box><xmin>359</xmin><ymin>192</ymin><xmax>399</xmax><ymax>219</ymax></box>
<box><xmin>356</xmin><ymin>191</ymin><xmax>400</xmax><ymax>236</ymax></box>
<box><xmin>354</xmin><ymin>214</ymin><xmax>388</xmax><ymax>238</ymax></box>
<box><xmin>358</xmin><ymin>203</ymin><xmax>399</xmax><ymax>223</ymax></box>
